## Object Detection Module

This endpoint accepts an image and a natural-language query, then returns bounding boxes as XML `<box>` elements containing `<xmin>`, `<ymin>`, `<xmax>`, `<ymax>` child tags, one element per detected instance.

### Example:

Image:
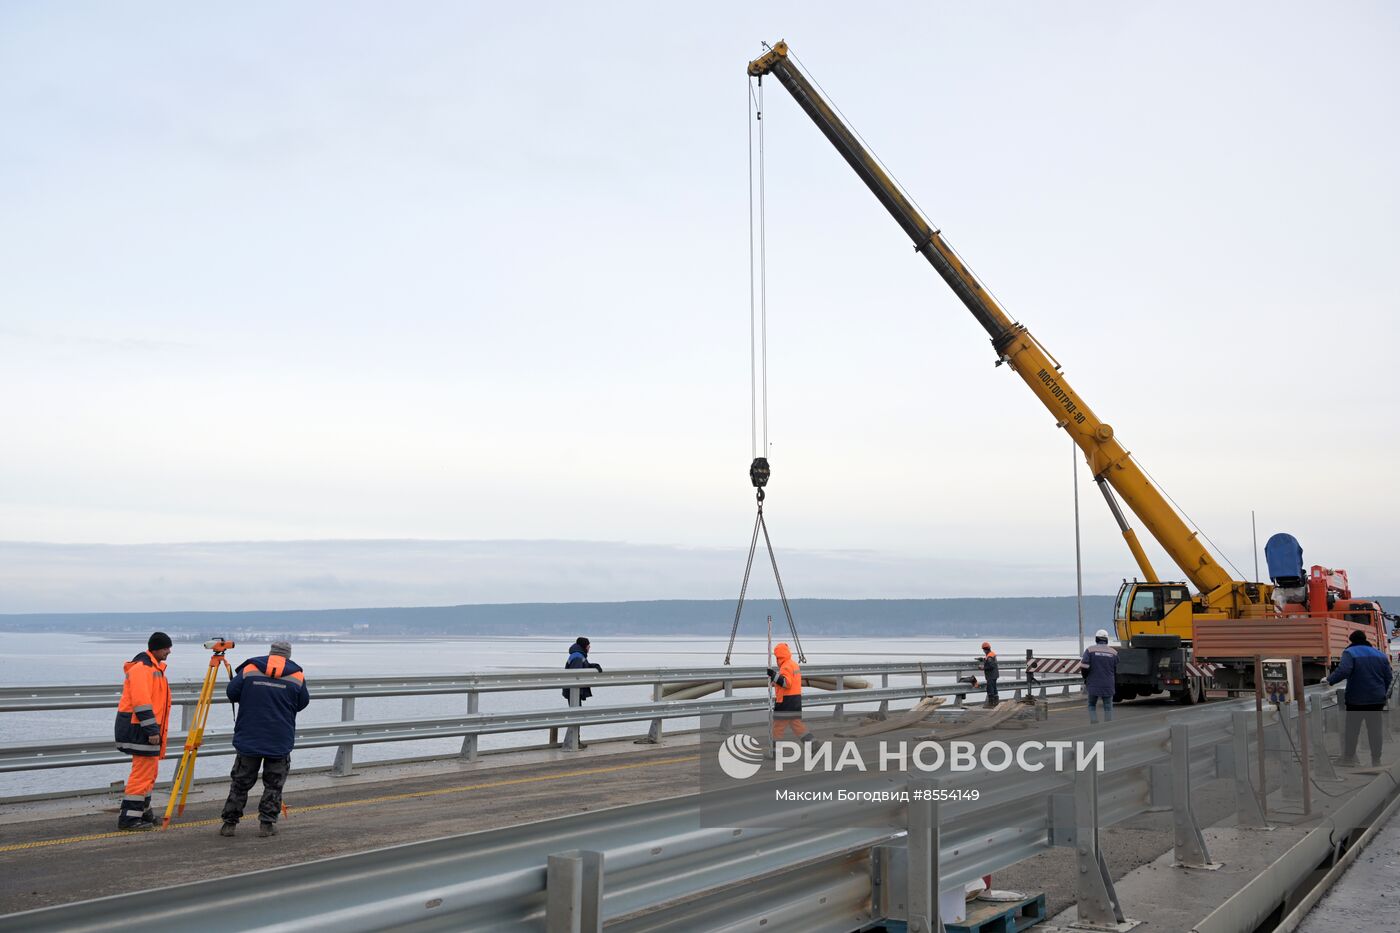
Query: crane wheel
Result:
<box><xmin>1176</xmin><ymin>677</ymin><xmax>1200</xmax><ymax>705</ymax></box>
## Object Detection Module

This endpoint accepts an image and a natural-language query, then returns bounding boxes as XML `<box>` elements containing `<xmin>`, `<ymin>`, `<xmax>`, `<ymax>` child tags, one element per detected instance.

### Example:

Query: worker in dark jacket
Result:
<box><xmin>562</xmin><ymin>637</ymin><xmax>602</xmax><ymax>704</ymax></box>
<box><xmin>1081</xmin><ymin>629</ymin><xmax>1119</xmax><ymax>723</ymax></box>
<box><xmin>113</xmin><ymin>632</ymin><xmax>173</xmax><ymax>830</ymax></box>
<box><xmin>1327</xmin><ymin>630</ymin><xmax>1394</xmax><ymax>766</ymax></box>
<box><xmin>219</xmin><ymin>641</ymin><xmax>309</xmax><ymax>837</ymax></box>
<box><xmin>980</xmin><ymin>642</ymin><xmax>1000</xmax><ymax>707</ymax></box>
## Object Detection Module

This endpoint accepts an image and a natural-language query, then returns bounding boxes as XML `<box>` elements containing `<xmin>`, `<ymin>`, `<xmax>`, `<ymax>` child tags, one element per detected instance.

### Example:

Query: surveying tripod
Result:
<box><xmin>161</xmin><ymin>638</ymin><xmax>234</xmax><ymax>829</ymax></box>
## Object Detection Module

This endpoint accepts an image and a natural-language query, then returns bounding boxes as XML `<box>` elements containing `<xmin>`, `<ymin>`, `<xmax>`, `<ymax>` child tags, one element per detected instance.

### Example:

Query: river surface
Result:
<box><xmin>0</xmin><ymin>631</ymin><xmax>1084</xmax><ymax>796</ymax></box>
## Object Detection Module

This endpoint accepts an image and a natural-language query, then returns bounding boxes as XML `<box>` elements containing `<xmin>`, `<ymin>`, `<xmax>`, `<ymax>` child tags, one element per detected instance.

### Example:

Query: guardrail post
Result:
<box><xmin>1389</xmin><ymin>679</ymin><xmax>1400</xmax><ymax>735</ymax></box>
<box><xmin>1069</xmin><ymin>767</ymin><xmax>1133</xmax><ymax>930</ymax></box>
<box><xmin>1274</xmin><ymin>707</ymin><xmax>1304</xmax><ymax>804</ymax></box>
<box><xmin>546</xmin><ymin>849</ymin><xmax>604</xmax><ymax>933</ymax></box>
<box><xmin>643</xmin><ymin>682</ymin><xmax>664</xmax><ymax>744</ymax></box>
<box><xmin>879</xmin><ymin>673</ymin><xmax>890</xmax><ymax>717</ymax></box>
<box><xmin>564</xmin><ymin>688</ymin><xmax>582</xmax><ymax>752</ymax></box>
<box><xmin>1170</xmin><ymin>724</ymin><xmax>1220</xmax><ymax>869</ymax></box>
<box><xmin>459</xmin><ymin>690</ymin><xmax>479</xmax><ymax>761</ymax></box>
<box><xmin>833</xmin><ymin>674</ymin><xmax>846</xmax><ymax>718</ymax></box>
<box><xmin>906</xmin><ymin>779</ymin><xmax>944</xmax><ymax>933</ymax></box>
<box><xmin>1308</xmin><ymin>696</ymin><xmax>1338</xmax><ymax>781</ymax></box>
<box><xmin>332</xmin><ymin>697</ymin><xmax>356</xmax><ymax>777</ymax></box>
<box><xmin>1231</xmin><ymin>712</ymin><xmax>1268</xmax><ymax>828</ymax></box>
<box><xmin>1333</xmin><ymin>687</ymin><xmax>1347</xmax><ymax>743</ymax></box>
<box><xmin>181</xmin><ymin>702</ymin><xmax>195</xmax><ymax>731</ymax></box>
<box><xmin>720</xmin><ymin>678</ymin><xmax>734</xmax><ymax>732</ymax></box>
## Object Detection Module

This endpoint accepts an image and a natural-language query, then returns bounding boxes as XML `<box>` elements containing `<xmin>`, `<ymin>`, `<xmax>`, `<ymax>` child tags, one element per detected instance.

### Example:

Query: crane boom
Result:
<box><xmin>748</xmin><ymin>42</ymin><xmax>1262</xmax><ymax>611</ymax></box>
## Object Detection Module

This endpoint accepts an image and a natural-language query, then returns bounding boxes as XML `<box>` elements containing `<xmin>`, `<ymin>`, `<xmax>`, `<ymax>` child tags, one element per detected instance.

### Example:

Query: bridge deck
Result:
<box><xmin>1</xmin><ymin>695</ymin><xmax>1389</xmax><ymax>925</ymax></box>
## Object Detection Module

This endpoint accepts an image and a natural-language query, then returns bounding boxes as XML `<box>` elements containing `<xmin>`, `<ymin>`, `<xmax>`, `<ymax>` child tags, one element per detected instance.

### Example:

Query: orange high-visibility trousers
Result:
<box><xmin>772</xmin><ymin>716</ymin><xmax>808</xmax><ymax>741</ymax></box>
<box><xmin>124</xmin><ymin>755</ymin><xmax>160</xmax><ymax>797</ymax></box>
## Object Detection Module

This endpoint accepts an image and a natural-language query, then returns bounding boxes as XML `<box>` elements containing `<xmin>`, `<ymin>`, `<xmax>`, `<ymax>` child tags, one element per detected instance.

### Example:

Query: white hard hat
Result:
<box><xmin>1095</xmin><ymin>629</ymin><xmax>1110</xmax><ymax>641</ymax></box>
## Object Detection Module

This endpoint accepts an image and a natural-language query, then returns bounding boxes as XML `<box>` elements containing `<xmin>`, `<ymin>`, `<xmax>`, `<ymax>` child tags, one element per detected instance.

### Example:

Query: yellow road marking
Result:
<box><xmin>0</xmin><ymin>754</ymin><xmax>700</xmax><ymax>854</ymax></box>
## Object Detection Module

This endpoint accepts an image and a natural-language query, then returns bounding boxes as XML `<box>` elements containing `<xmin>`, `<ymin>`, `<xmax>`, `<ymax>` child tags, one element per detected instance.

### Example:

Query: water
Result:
<box><xmin>0</xmin><ymin>631</ymin><xmax>1083</xmax><ymax>797</ymax></box>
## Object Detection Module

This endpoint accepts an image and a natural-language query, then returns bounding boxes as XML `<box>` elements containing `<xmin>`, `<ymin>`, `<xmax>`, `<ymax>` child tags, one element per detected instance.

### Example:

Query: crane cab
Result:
<box><xmin>1114</xmin><ymin>580</ymin><xmax>1196</xmax><ymax>645</ymax></box>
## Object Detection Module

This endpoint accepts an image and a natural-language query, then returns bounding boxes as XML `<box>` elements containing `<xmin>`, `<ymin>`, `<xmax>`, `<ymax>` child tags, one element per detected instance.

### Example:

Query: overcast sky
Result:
<box><xmin>2</xmin><ymin>2</ymin><xmax>1397</xmax><ymax>611</ymax></box>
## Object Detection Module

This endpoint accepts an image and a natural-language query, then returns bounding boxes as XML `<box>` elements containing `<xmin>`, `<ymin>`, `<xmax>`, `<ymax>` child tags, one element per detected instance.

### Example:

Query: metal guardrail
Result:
<box><xmin>0</xmin><ymin>660</ymin><xmax>1078</xmax><ymax>778</ymax></box>
<box><xmin>0</xmin><ymin>660</ymin><xmax>1031</xmax><ymax>711</ymax></box>
<box><xmin>6</xmin><ymin>683</ymin><xmax>1381</xmax><ymax>933</ymax></box>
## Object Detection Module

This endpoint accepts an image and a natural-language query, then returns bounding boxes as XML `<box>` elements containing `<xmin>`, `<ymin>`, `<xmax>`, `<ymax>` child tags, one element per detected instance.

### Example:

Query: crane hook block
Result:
<box><xmin>750</xmin><ymin>457</ymin><xmax>771</xmax><ymax>489</ymax></box>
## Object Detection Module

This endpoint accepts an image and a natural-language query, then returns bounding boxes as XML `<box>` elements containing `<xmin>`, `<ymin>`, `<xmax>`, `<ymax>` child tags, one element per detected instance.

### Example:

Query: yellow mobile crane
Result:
<box><xmin>747</xmin><ymin>42</ymin><xmax>1387</xmax><ymax>700</ymax></box>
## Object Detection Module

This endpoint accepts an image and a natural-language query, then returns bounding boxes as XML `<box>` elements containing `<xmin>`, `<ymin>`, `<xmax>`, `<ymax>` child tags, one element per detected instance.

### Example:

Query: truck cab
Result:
<box><xmin>1113</xmin><ymin>581</ymin><xmax>1195</xmax><ymax>645</ymax></box>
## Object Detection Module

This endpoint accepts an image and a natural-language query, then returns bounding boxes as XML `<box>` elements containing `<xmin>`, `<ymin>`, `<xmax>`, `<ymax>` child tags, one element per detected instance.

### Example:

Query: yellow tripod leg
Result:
<box><xmin>161</xmin><ymin>658</ymin><xmax>220</xmax><ymax>828</ymax></box>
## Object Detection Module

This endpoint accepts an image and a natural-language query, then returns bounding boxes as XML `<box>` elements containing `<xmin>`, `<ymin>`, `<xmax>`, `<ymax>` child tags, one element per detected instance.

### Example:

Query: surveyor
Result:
<box><xmin>219</xmin><ymin>641</ymin><xmax>309</xmax><ymax>838</ymax></box>
<box><xmin>1081</xmin><ymin>629</ymin><xmax>1119</xmax><ymax>723</ymax></box>
<box><xmin>980</xmin><ymin>642</ymin><xmax>1000</xmax><ymax>707</ymax></box>
<box><xmin>1327</xmin><ymin>629</ymin><xmax>1393</xmax><ymax>767</ymax></box>
<box><xmin>767</xmin><ymin>642</ymin><xmax>810</xmax><ymax>741</ymax></box>
<box><xmin>113</xmin><ymin>632</ymin><xmax>174</xmax><ymax>830</ymax></box>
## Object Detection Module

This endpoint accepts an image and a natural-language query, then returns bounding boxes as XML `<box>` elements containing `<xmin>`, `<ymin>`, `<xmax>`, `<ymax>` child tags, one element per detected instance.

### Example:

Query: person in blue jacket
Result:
<box><xmin>1327</xmin><ymin>630</ymin><xmax>1394</xmax><ymax>767</ymax></box>
<box><xmin>1081</xmin><ymin>629</ymin><xmax>1119</xmax><ymax>723</ymax></box>
<box><xmin>218</xmin><ymin>641</ymin><xmax>310</xmax><ymax>837</ymax></box>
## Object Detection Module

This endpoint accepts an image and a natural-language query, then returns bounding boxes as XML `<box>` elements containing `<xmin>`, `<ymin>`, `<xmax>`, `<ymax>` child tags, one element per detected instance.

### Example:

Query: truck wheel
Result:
<box><xmin>1176</xmin><ymin>678</ymin><xmax>1200</xmax><ymax>705</ymax></box>
<box><xmin>1114</xmin><ymin>690</ymin><xmax>1129</xmax><ymax>704</ymax></box>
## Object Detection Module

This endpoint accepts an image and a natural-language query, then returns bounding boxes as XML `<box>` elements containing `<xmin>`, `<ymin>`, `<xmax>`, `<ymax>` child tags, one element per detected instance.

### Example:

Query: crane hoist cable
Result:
<box><xmin>725</xmin><ymin>70</ymin><xmax>806</xmax><ymax>666</ymax></box>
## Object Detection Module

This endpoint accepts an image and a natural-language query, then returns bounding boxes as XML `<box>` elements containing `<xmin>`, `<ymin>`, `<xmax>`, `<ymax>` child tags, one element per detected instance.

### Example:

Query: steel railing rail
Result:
<box><xmin>0</xmin><ymin>660</ymin><xmax>1039</xmax><ymax>712</ymax></box>
<box><xmin>0</xmin><ymin>674</ymin><xmax>1078</xmax><ymax>773</ymax></box>
<box><xmin>0</xmin><ymin>687</ymin><xmax>1346</xmax><ymax>933</ymax></box>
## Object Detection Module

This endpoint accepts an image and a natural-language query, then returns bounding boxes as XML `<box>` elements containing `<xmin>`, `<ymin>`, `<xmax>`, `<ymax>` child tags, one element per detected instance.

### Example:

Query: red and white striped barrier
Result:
<box><xmin>1026</xmin><ymin>657</ymin><xmax>1217</xmax><ymax>680</ymax></box>
<box><xmin>1026</xmin><ymin>658</ymin><xmax>1082</xmax><ymax>675</ymax></box>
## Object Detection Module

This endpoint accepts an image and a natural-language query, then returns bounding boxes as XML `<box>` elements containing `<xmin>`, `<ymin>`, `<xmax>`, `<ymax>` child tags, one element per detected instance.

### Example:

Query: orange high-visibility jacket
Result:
<box><xmin>772</xmin><ymin>642</ymin><xmax>802</xmax><ymax>713</ymax></box>
<box><xmin>114</xmin><ymin>651</ymin><xmax>171</xmax><ymax>756</ymax></box>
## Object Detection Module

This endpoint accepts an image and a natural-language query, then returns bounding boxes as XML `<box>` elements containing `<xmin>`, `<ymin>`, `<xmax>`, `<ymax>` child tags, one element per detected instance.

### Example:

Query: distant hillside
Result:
<box><xmin>7</xmin><ymin>595</ymin><xmax>1395</xmax><ymax>639</ymax></box>
<box><xmin>0</xmin><ymin>596</ymin><xmax>1125</xmax><ymax>638</ymax></box>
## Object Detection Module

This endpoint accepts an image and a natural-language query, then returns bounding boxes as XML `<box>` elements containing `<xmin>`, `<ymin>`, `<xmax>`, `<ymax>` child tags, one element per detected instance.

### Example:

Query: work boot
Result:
<box><xmin>117</xmin><ymin>818</ymin><xmax>155</xmax><ymax>832</ymax></box>
<box><xmin>219</xmin><ymin>822</ymin><xmax>237</xmax><ymax>837</ymax></box>
<box><xmin>258</xmin><ymin>822</ymin><xmax>278</xmax><ymax>837</ymax></box>
<box><xmin>1336</xmin><ymin>757</ymin><xmax>1360</xmax><ymax>767</ymax></box>
<box><xmin>142</xmin><ymin>808</ymin><xmax>155</xmax><ymax>823</ymax></box>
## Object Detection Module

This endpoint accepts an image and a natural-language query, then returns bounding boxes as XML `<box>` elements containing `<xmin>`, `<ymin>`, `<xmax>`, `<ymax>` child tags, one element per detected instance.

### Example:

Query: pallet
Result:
<box><xmin>870</xmin><ymin>892</ymin><xmax>1046</xmax><ymax>933</ymax></box>
<box><xmin>948</xmin><ymin>893</ymin><xmax>1047</xmax><ymax>933</ymax></box>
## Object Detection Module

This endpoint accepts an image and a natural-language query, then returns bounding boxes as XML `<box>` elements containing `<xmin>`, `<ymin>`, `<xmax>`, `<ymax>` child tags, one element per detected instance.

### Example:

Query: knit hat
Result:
<box><xmin>270</xmin><ymin>640</ymin><xmax>292</xmax><ymax>658</ymax></box>
<box><xmin>1348</xmin><ymin>630</ymin><xmax>1370</xmax><ymax>646</ymax></box>
<box><xmin>148</xmin><ymin>631</ymin><xmax>173</xmax><ymax>651</ymax></box>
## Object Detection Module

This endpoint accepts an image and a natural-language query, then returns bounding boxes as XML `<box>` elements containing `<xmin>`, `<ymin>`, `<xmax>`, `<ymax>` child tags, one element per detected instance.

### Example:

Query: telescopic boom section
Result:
<box><xmin>749</xmin><ymin>42</ymin><xmax>1253</xmax><ymax>607</ymax></box>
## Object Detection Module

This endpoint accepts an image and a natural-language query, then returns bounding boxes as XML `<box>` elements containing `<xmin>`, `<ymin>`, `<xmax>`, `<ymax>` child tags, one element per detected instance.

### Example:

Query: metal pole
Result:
<box><xmin>1293</xmin><ymin>657</ymin><xmax>1311</xmax><ymax>816</ymax></box>
<box><xmin>1251</xmin><ymin>510</ymin><xmax>1260</xmax><ymax>582</ymax></box>
<box><xmin>1074</xmin><ymin>440</ymin><xmax>1085</xmax><ymax>655</ymax></box>
<box><xmin>1253</xmin><ymin>657</ymin><xmax>1267</xmax><ymax>823</ymax></box>
<box><xmin>766</xmin><ymin>614</ymin><xmax>774</xmax><ymax>755</ymax></box>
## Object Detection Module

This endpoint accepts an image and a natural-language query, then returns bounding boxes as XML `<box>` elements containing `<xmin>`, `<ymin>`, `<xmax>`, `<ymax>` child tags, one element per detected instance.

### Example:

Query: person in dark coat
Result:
<box><xmin>563</xmin><ymin>637</ymin><xmax>602</xmax><ymax>704</ymax></box>
<box><xmin>219</xmin><ymin>641</ymin><xmax>309</xmax><ymax>837</ymax></box>
<box><xmin>1081</xmin><ymin>629</ymin><xmax>1119</xmax><ymax>723</ymax></box>
<box><xmin>1327</xmin><ymin>630</ymin><xmax>1394</xmax><ymax>766</ymax></box>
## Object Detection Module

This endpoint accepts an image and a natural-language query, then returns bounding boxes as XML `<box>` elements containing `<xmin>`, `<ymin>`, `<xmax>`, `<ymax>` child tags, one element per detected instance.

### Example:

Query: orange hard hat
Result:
<box><xmin>981</xmin><ymin>641</ymin><xmax>991</xmax><ymax>649</ymax></box>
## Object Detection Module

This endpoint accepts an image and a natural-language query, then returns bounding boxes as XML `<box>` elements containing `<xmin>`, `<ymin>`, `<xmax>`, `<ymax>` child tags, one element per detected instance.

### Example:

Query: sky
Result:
<box><xmin>2</xmin><ymin>2</ymin><xmax>1397</xmax><ymax>611</ymax></box>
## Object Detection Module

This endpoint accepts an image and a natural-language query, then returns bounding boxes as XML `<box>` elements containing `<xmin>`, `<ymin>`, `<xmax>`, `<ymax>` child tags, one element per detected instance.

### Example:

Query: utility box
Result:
<box><xmin>1261</xmin><ymin>658</ymin><xmax>1295</xmax><ymax>704</ymax></box>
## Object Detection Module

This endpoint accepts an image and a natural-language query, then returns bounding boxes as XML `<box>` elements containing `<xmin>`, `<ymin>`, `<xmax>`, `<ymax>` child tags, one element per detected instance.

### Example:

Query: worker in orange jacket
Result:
<box><xmin>113</xmin><ymin>632</ymin><xmax>173</xmax><ymax>830</ymax></box>
<box><xmin>766</xmin><ymin>642</ymin><xmax>811</xmax><ymax>742</ymax></box>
